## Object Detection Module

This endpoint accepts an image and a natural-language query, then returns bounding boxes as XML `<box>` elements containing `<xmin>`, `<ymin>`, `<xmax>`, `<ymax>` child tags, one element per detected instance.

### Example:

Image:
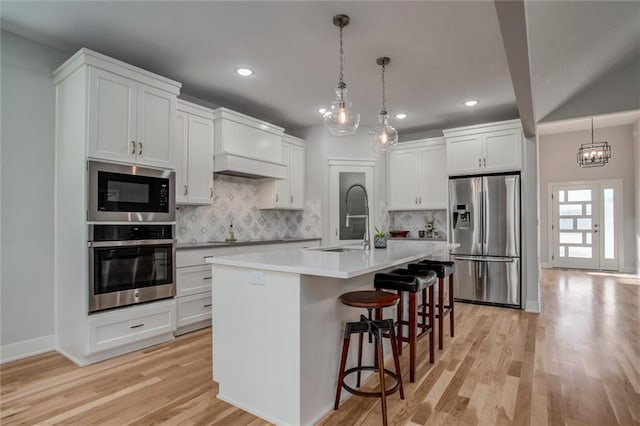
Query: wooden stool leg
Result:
<box><xmin>374</xmin><ymin>308</ymin><xmax>382</xmax><ymax>369</ymax></box>
<box><xmin>387</xmin><ymin>319</ymin><xmax>405</xmax><ymax>400</ymax></box>
<box><xmin>375</xmin><ymin>329</ymin><xmax>388</xmax><ymax>426</ymax></box>
<box><xmin>334</xmin><ymin>324</ymin><xmax>352</xmax><ymax>410</ymax></box>
<box><xmin>438</xmin><ymin>277</ymin><xmax>444</xmax><ymax>350</ymax></box>
<box><xmin>421</xmin><ymin>288</ymin><xmax>427</xmax><ymax>328</ymax></box>
<box><xmin>396</xmin><ymin>291</ymin><xmax>403</xmax><ymax>356</ymax></box>
<box><xmin>408</xmin><ymin>292</ymin><xmax>417</xmax><ymax>383</ymax></box>
<box><xmin>449</xmin><ymin>274</ymin><xmax>455</xmax><ymax>338</ymax></box>
<box><xmin>356</xmin><ymin>331</ymin><xmax>363</xmax><ymax>388</ymax></box>
<box><xmin>429</xmin><ymin>286</ymin><xmax>435</xmax><ymax>363</ymax></box>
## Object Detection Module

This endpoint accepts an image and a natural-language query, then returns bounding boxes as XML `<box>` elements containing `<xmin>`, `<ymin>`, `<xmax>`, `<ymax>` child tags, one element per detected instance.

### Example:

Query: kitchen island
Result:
<box><xmin>208</xmin><ymin>242</ymin><xmax>453</xmax><ymax>426</ymax></box>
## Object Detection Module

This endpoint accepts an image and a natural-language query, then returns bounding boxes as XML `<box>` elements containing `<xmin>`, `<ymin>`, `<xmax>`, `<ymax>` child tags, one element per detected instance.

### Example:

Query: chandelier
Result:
<box><xmin>577</xmin><ymin>118</ymin><xmax>611</xmax><ymax>168</ymax></box>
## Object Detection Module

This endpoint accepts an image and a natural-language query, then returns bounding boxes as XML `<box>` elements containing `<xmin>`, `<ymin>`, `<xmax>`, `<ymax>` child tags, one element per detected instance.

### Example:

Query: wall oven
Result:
<box><xmin>88</xmin><ymin>160</ymin><xmax>175</xmax><ymax>222</ymax></box>
<box><xmin>88</xmin><ymin>224</ymin><xmax>176</xmax><ymax>313</ymax></box>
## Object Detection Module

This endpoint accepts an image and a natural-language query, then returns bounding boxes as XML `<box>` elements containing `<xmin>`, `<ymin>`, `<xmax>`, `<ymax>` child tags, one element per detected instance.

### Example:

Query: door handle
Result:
<box><xmin>275</xmin><ymin>194</ymin><xmax>279</xmax><ymax>202</ymax></box>
<box><xmin>290</xmin><ymin>195</ymin><xmax>293</xmax><ymax>203</ymax></box>
<box><xmin>138</xmin><ymin>142</ymin><xmax>143</xmax><ymax>156</ymax></box>
<box><xmin>131</xmin><ymin>141</ymin><xmax>136</xmax><ymax>154</ymax></box>
<box><xmin>478</xmin><ymin>158</ymin><xmax>481</xmax><ymax>168</ymax></box>
<box><xmin>483</xmin><ymin>158</ymin><xmax>487</xmax><ymax>167</ymax></box>
<box><xmin>184</xmin><ymin>185</ymin><xmax>188</xmax><ymax>196</ymax></box>
<box><xmin>210</xmin><ymin>187</ymin><xmax>213</xmax><ymax>198</ymax></box>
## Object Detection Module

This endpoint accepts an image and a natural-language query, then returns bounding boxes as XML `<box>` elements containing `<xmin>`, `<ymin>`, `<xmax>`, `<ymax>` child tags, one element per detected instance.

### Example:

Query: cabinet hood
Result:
<box><xmin>213</xmin><ymin>153</ymin><xmax>286</xmax><ymax>179</ymax></box>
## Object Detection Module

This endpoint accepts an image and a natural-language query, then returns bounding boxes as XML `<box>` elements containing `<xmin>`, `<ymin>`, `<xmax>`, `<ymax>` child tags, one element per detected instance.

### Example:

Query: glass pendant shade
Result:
<box><xmin>324</xmin><ymin>86</ymin><xmax>360</xmax><ymax>136</ymax></box>
<box><xmin>369</xmin><ymin>113</ymin><xmax>398</xmax><ymax>153</ymax></box>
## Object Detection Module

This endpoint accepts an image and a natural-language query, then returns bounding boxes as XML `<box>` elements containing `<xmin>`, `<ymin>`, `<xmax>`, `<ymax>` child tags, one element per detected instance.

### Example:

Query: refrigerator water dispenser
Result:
<box><xmin>452</xmin><ymin>204</ymin><xmax>472</xmax><ymax>230</ymax></box>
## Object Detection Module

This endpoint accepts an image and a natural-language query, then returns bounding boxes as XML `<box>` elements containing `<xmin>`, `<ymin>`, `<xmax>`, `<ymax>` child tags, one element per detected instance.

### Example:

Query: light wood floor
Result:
<box><xmin>2</xmin><ymin>269</ymin><xmax>639</xmax><ymax>425</ymax></box>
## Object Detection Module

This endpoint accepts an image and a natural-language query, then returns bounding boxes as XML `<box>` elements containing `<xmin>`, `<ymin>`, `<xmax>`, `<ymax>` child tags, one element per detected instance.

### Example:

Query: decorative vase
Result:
<box><xmin>374</xmin><ymin>236</ymin><xmax>387</xmax><ymax>248</ymax></box>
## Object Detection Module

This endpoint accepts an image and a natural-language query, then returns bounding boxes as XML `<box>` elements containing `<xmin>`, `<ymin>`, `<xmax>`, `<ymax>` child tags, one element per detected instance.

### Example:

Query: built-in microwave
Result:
<box><xmin>88</xmin><ymin>161</ymin><xmax>175</xmax><ymax>222</ymax></box>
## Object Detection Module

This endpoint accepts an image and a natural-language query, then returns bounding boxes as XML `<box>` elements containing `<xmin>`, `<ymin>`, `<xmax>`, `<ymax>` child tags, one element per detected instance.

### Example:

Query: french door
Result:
<box><xmin>551</xmin><ymin>180</ymin><xmax>621</xmax><ymax>270</ymax></box>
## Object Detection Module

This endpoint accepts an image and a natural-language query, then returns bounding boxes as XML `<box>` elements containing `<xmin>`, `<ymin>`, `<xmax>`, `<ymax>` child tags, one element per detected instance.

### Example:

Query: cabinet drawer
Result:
<box><xmin>176</xmin><ymin>246</ymin><xmax>235</xmax><ymax>267</ymax></box>
<box><xmin>177</xmin><ymin>265</ymin><xmax>212</xmax><ymax>296</ymax></box>
<box><xmin>87</xmin><ymin>300</ymin><xmax>176</xmax><ymax>354</ymax></box>
<box><xmin>177</xmin><ymin>292</ymin><xmax>212</xmax><ymax>328</ymax></box>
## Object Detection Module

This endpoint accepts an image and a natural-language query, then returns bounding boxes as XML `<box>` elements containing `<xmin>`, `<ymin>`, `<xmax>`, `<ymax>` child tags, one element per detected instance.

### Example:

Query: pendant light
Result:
<box><xmin>323</xmin><ymin>14</ymin><xmax>360</xmax><ymax>136</ymax></box>
<box><xmin>577</xmin><ymin>117</ymin><xmax>611</xmax><ymax>167</ymax></box>
<box><xmin>369</xmin><ymin>57</ymin><xmax>398</xmax><ymax>153</ymax></box>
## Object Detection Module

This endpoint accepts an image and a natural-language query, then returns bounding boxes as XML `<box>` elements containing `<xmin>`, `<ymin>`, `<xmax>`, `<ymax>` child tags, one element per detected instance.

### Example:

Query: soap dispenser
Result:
<box><xmin>228</xmin><ymin>221</ymin><xmax>236</xmax><ymax>242</ymax></box>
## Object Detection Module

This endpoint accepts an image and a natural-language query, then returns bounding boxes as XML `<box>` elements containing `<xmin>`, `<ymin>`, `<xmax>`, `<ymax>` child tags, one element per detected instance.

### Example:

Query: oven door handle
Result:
<box><xmin>88</xmin><ymin>239</ymin><xmax>176</xmax><ymax>248</ymax></box>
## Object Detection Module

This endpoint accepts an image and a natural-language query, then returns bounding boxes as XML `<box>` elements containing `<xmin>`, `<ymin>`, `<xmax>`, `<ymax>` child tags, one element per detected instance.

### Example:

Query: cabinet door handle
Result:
<box><xmin>419</xmin><ymin>197</ymin><xmax>422</xmax><ymax>204</ymax></box>
<box><xmin>210</xmin><ymin>187</ymin><xmax>213</xmax><ymax>198</ymax></box>
<box><xmin>130</xmin><ymin>323</ymin><xmax>144</xmax><ymax>329</ymax></box>
<box><xmin>478</xmin><ymin>158</ymin><xmax>482</xmax><ymax>167</ymax></box>
<box><xmin>203</xmin><ymin>303</ymin><xmax>212</xmax><ymax>308</ymax></box>
<box><xmin>203</xmin><ymin>276</ymin><xmax>212</xmax><ymax>280</ymax></box>
<box><xmin>275</xmin><ymin>194</ymin><xmax>279</xmax><ymax>202</ymax></box>
<box><xmin>131</xmin><ymin>141</ymin><xmax>136</xmax><ymax>154</ymax></box>
<box><xmin>138</xmin><ymin>142</ymin><xmax>143</xmax><ymax>156</ymax></box>
<box><xmin>483</xmin><ymin>158</ymin><xmax>487</xmax><ymax>167</ymax></box>
<box><xmin>290</xmin><ymin>195</ymin><xmax>293</xmax><ymax>203</ymax></box>
<box><xmin>184</xmin><ymin>185</ymin><xmax>188</xmax><ymax>196</ymax></box>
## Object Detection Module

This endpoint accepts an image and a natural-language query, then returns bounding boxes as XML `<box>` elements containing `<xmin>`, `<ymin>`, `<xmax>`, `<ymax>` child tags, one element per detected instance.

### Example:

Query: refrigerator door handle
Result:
<box><xmin>454</xmin><ymin>256</ymin><xmax>514</xmax><ymax>263</ymax></box>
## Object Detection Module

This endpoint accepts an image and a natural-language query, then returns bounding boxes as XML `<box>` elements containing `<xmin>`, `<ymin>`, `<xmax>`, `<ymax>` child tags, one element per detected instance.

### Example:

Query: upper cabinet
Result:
<box><xmin>443</xmin><ymin>119</ymin><xmax>523</xmax><ymax>175</ymax></box>
<box><xmin>55</xmin><ymin>48</ymin><xmax>181</xmax><ymax>169</ymax></box>
<box><xmin>387</xmin><ymin>138</ymin><xmax>448</xmax><ymax>211</ymax></box>
<box><xmin>257</xmin><ymin>134</ymin><xmax>305</xmax><ymax>210</ymax></box>
<box><xmin>176</xmin><ymin>100</ymin><xmax>214</xmax><ymax>205</ymax></box>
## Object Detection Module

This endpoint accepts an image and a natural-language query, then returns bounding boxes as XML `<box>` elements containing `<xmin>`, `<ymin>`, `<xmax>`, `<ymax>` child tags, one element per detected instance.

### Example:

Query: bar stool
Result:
<box><xmin>409</xmin><ymin>260</ymin><xmax>456</xmax><ymax>349</ymax></box>
<box><xmin>374</xmin><ymin>269</ymin><xmax>437</xmax><ymax>382</ymax></box>
<box><xmin>334</xmin><ymin>291</ymin><xmax>404</xmax><ymax>426</ymax></box>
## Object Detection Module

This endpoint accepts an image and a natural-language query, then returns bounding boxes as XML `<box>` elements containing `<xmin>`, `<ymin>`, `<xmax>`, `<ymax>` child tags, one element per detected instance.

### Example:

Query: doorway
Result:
<box><xmin>549</xmin><ymin>180</ymin><xmax>622</xmax><ymax>270</ymax></box>
<box><xmin>328</xmin><ymin>159</ymin><xmax>375</xmax><ymax>246</ymax></box>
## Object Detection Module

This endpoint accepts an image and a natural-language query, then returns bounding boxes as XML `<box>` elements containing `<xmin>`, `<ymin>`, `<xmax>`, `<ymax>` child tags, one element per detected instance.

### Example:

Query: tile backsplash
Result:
<box><xmin>176</xmin><ymin>175</ymin><xmax>321</xmax><ymax>243</ymax></box>
<box><xmin>388</xmin><ymin>209</ymin><xmax>448</xmax><ymax>239</ymax></box>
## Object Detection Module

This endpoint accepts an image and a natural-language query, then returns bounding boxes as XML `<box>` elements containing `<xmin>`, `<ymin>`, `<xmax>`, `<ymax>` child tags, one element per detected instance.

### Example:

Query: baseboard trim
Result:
<box><xmin>539</xmin><ymin>262</ymin><xmax>552</xmax><ymax>269</ymax></box>
<box><xmin>0</xmin><ymin>334</ymin><xmax>55</xmax><ymax>364</ymax></box>
<box><xmin>525</xmin><ymin>301</ymin><xmax>541</xmax><ymax>313</ymax></box>
<box><xmin>619</xmin><ymin>266</ymin><xmax>637</xmax><ymax>274</ymax></box>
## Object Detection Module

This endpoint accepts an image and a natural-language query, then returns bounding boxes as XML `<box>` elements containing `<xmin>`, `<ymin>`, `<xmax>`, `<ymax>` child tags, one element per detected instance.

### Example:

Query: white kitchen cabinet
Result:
<box><xmin>388</xmin><ymin>138</ymin><xmax>448</xmax><ymax>210</ymax></box>
<box><xmin>176</xmin><ymin>100</ymin><xmax>214</xmax><ymax>205</ymax></box>
<box><xmin>175</xmin><ymin>239</ymin><xmax>320</xmax><ymax>334</ymax></box>
<box><xmin>257</xmin><ymin>134</ymin><xmax>306</xmax><ymax>210</ymax></box>
<box><xmin>87</xmin><ymin>66</ymin><xmax>177</xmax><ymax>169</ymax></box>
<box><xmin>87</xmin><ymin>299</ymin><xmax>176</xmax><ymax>355</ymax></box>
<box><xmin>53</xmin><ymin>48</ymin><xmax>182</xmax><ymax>366</ymax></box>
<box><xmin>444</xmin><ymin>119</ymin><xmax>522</xmax><ymax>175</ymax></box>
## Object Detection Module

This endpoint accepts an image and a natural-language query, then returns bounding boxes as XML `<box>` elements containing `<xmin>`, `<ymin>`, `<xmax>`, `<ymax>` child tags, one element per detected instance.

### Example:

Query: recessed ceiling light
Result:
<box><xmin>318</xmin><ymin>107</ymin><xmax>327</xmax><ymax>114</ymax></box>
<box><xmin>235</xmin><ymin>67</ymin><xmax>254</xmax><ymax>77</ymax></box>
<box><xmin>395</xmin><ymin>113</ymin><xmax>408</xmax><ymax>119</ymax></box>
<box><xmin>464</xmin><ymin>100</ymin><xmax>479</xmax><ymax>107</ymax></box>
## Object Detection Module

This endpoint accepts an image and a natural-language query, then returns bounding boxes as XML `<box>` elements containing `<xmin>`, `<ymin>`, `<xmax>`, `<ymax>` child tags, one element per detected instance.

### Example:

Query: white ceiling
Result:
<box><xmin>537</xmin><ymin>109</ymin><xmax>640</xmax><ymax>136</ymax></box>
<box><xmin>3</xmin><ymin>1</ymin><xmax>638</xmax><ymax>137</ymax></box>
<box><xmin>526</xmin><ymin>0</ymin><xmax>640</xmax><ymax>122</ymax></box>
<box><xmin>0</xmin><ymin>1</ymin><xmax>519</xmax><ymax>135</ymax></box>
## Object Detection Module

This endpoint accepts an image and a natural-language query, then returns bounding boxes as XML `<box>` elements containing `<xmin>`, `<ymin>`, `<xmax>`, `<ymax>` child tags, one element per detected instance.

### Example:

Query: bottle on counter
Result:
<box><xmin>228</xmin><ymin>221</ymin><xmax>236</xmax><ymax>242</ymax></box>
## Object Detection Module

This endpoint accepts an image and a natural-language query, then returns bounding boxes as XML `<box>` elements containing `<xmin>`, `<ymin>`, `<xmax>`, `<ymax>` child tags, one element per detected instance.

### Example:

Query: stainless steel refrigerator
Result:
<box><xmin>449</xmin><ymin>174</ymin><xmax>521</xmax><ymax>307</ymax></box>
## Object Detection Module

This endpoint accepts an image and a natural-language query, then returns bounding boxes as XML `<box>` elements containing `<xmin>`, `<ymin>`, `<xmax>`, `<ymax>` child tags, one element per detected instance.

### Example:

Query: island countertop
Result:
<box><xmin>206</xmin><ymin>242</ymin><xmax>456</xmax><ymax>279</ymax></box>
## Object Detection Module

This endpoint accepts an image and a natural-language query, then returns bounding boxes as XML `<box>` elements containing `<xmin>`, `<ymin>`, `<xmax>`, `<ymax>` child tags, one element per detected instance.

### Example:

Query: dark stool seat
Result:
<box><xmin>334</xmin><ymin>290</ymin><xmax>404</xmax><ymax>426</ymax></box>
<box><xmin>374</xmin><ymin>269</ymin><xmax>437</xmax><ymax>382</ymax></box>
<box><xmin>409</xmin><ymin>260</ymin><xmax>456</xmax><ymax>350</ymax></box>
<box><xmin>414</xmin><ymin>259</ymin><xmax>455</xmax><ymax>277</ymax></box>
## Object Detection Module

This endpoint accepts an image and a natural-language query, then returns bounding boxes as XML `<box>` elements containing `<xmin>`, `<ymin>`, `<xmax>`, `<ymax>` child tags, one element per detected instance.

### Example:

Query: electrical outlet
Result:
<box><xmin>249</xmin><ymin>271</ymin><xmax>265</xmax><ymax>285</ymax></box>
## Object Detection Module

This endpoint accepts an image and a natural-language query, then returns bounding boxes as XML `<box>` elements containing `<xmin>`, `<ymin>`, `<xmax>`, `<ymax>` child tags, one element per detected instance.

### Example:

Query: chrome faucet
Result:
<box><xmin>345</xmin><ymin>183</ymin><xmax>370</xmax><ymax>250</ymax></box>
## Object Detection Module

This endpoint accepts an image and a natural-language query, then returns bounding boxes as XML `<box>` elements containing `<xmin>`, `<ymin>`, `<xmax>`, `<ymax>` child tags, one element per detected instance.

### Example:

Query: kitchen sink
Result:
<box><xmin>318</xmin><ymin>248</ymin><xmax>352</xmax><ymax>252</ymax></box>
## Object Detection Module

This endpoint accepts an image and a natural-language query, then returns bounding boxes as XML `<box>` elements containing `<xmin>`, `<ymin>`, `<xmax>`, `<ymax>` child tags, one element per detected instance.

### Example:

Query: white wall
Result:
<box><xmin>538</xmin><ymin>124</ymin><xmax>637</xmax><ymax>270</ymax></box>
<box><xmin>1</xmin><ymin>31</ymin><xmax>69</xmax><ymax>360</ymax></box>
<box><xmin>634</xmin><ymin>118</ymin><xmax>640</xmax><ymax>274</ymax></box>
<box><xmin>301</xmin><ymin>126</ymin><xmax>387</xmax><ymax>244</ymax></box>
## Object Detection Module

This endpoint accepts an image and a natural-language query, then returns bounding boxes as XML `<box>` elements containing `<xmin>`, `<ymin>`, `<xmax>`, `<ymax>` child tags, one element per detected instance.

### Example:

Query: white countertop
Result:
<box><xmin>207</xmin><ymin>242</ymin><xmax>456</xmax><ymax>279</ymax></box>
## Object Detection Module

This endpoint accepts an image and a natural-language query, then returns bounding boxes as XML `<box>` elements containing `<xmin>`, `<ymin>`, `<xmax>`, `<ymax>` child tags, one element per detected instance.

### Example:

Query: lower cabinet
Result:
<box><xmin>175</xmin><ymin>239</ymin><xmax>321</xmax><ymax>335</ymax></box>
<box><xmin>177</xmin><ymin>292</ymin><xmax>212</xmax><ymax>329</ymax></box>
<box><xmin>87</xmin><ymin>299</ymin><xmax>176</xmax><ymax>354</ymax></box>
